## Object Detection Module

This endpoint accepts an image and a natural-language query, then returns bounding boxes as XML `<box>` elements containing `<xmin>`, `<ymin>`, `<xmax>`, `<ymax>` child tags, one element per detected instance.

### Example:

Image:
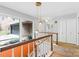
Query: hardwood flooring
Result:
<box><xmin>51</xmin><ymin>42</ymin><xmax>79</xmax><ymax>57</ymax></box>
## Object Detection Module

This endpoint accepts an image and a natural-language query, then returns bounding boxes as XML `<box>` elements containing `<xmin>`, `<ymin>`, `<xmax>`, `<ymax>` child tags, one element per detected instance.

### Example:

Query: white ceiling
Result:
<box><xmin>0</xmin><ymin>2</ymin><xmax>79</xmax><ymax>17</ymax></box>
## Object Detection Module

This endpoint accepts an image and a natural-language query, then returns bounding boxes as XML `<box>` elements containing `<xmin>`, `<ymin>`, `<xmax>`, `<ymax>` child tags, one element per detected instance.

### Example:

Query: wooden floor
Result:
<box><xmin>51</xmin><ymin>42</ymin><xmax>79</xmax><ymax>57</ymax></box>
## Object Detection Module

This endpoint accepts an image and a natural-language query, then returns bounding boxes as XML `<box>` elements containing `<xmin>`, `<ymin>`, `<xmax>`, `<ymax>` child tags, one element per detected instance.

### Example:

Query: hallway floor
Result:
<box><xmin>52</xmin><ymin>42</ymin><xmax>79</xmax><ymax>57</ymax></box>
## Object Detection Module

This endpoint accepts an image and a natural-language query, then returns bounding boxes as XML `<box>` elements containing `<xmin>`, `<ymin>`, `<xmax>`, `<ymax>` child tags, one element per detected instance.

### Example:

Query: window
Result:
<box><xmin>0</xmin><ymin>16</ymin><xmax>20</xmax><ymax>46</ymax></box>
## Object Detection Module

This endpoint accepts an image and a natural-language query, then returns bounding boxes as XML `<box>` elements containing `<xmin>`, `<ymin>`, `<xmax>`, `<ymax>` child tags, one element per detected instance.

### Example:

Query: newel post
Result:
<box><xmin>56</xmin><ymin>33</ymin><xmax>58</xmax><ymax>44</ymax></box>
<box><xmin>51</xmin><ymin>35</ymin><xmax>53</xmax><ymax>51</ymax></box>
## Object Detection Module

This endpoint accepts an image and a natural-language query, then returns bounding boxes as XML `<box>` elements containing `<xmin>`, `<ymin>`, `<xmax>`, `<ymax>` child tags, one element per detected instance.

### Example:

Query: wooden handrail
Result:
<box><xmin>39</xmin><ymin>32</ymin><xmax>58</xmax><ymax>34</ymax></box>
<box><xmin>0</xmin><ymin>34</ymin><xmax>52</xmax><ymax>52</ymax></box>
<box><xmin>39</xmin><ymin>32</ymin><xmax>58</xmax><ymax>44</ymax></box>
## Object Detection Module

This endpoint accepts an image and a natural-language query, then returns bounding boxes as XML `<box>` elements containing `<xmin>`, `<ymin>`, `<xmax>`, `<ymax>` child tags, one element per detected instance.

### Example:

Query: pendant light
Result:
<box><xmin>35</xmin><ymin>2</ymin><xmax>42</xmax><ymax>25</ymax></box>
<box><xmin>34</xmin><ymin>2</ymin><xmax>42</xmax><ymax>37</ymax></box>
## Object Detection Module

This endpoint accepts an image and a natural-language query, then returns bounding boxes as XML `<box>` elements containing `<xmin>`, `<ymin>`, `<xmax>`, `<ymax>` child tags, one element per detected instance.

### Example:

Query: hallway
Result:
<box><xmin>0</xmin><ymin>2</ymin><xmax>79</xmax><ymax>57</ymax></box>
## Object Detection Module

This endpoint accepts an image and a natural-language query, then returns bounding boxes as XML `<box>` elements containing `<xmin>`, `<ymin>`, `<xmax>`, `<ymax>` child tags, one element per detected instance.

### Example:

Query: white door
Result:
<box><xmin>66</xmin><ymin>18</ymin><xmax>77</xmax><ymax>44</ymax></box>
<box><xmin>59</xmin><ymin>18</ymin><xmax>77</xmax><ymax>44</ymax></box>
<box><xmin>59</xmin><ymin>19</ymin><xmax>67</xmax><ymax>42</ymax></box>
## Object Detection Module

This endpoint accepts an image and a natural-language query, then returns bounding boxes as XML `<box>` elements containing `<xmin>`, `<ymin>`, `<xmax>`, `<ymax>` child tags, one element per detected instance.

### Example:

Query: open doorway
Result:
<box><xmin>21</xmin><ymin>21</ymin><xmax>32</xmax><ymax>41</ymax></box>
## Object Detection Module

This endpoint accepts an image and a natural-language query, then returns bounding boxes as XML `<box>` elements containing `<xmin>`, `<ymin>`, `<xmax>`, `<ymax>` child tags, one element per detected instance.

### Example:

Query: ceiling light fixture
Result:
<box><xmin>35</xmin><ymin>2</ymin><xmax>42</xmax><ymax>25</ymax></box>
<box><xmin>35</xmin><ymin>2</ymin><xmax>42</xmax><ymax>6</ymax></box>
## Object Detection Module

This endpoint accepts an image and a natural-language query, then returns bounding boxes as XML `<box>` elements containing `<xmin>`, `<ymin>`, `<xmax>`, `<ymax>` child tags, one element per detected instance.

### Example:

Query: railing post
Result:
<box><xmin>32</xmin><ymin>42</ymin><xmax>35</xmax><ymax>57</ymax></box>
<box><xmin>56</xmin><ymin>33</ymin><xmax>58</xmax><ymax>44</ymax></box>
<box><xmin>35</xmin><ymin>43</ymin><xmax>37</xmax><ymax>57</ymax></box>
<box><xmin>28</xmin><ymin>43</ymin><xmax>30</xmax><ymax>57</ymax></box>
<box><xmin>51</xmin><ymin>35</ymin><xmax>53</xmax><ymax>51</ymax></box>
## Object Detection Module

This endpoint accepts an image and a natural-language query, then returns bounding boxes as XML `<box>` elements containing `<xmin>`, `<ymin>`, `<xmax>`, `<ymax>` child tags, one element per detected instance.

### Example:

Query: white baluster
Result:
<box><xmin>28</xmin><ymin>43</ymin><xmax>30</xmax><ymax>57</ymax></box>
<box><xmin>21</xmin><ymin>45</ymin><xmax>23</xmax><ymax>57</ymax></box>
<box><xmin>12</xmin><ymin>48</ymin><xmax>14</xmax><ymax>57</ymax></box>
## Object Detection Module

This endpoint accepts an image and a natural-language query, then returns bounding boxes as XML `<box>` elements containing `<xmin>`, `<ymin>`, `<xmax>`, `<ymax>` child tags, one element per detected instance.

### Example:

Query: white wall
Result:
<box><xmin>37</xmin><ymin>13</ymin><xmax>78</xmax><ymax>45</ymax></box>
<box><xmin>76</xmin><ymin>13</ymin><xmax>79</xmax><ymax>45</ymax></box>
<box><xmin>32</xmin><ymin>12</ymin><xmax>79</xmax><ymax>45</ymax></box>
<box><xmin>57</xmin><ymin>13</ymin><xmax>78</xmax><ymax>44</ymax></box>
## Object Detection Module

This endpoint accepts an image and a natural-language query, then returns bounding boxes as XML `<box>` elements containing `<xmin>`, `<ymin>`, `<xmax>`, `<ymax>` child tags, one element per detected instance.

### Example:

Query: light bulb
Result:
<box><xmin>39</xmin><ymin>21</ymin><xmax>42</xmax><ymax>25</ymax></box>
<box><xmin>39</xmin><ymin>22</ymin><xmax>42</xmax><ymax>25</ymax></box>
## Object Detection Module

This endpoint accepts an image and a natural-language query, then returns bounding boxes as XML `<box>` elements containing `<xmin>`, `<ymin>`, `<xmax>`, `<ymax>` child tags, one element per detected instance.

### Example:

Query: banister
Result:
<box><xmin>0</xmin><ymin>34</ymin><xmax>52</xmax><ymax>52</ymax></box>
<box><xmin>39</xmin><ymin>32</ymin><xmax>58</xmax><ymax>44</ymax></box>
<box><xmin>39</xmin><ymin>32</ymin><xmax>58</xmax><ymax>34</ymax></box>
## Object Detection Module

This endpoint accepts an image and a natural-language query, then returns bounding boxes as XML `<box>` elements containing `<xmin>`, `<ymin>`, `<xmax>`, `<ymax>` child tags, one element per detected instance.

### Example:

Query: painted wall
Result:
<box><xmin>55</xmin><ymin>13</ymin><xmax>78</xmax><ymax>45</ymax></box>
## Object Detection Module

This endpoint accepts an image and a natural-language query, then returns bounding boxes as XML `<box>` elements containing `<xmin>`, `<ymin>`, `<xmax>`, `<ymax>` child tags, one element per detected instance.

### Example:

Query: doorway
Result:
<box><xmin>21</xmin><ymin>21</ymin><xmax>32</xmax><ymax>41</ymax></box>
